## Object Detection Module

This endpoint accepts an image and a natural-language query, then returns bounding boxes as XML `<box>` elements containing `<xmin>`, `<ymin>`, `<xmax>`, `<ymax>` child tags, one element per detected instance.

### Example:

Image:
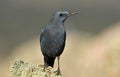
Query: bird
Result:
<box><xmin>40</xmin><ymin>10</ymin><xmax>77</xmax><ymax>75</ymax></box>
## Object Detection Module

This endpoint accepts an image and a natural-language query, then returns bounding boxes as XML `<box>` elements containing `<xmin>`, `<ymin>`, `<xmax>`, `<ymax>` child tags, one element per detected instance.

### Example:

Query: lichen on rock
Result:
<box><xmin>10</xmin><ymin>60</ymin><xmax>62</xmax><ymax>77</ymax></box>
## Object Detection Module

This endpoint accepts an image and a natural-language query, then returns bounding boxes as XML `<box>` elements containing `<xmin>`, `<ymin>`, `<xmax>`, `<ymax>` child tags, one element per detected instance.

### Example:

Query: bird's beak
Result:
<box><xmin>68</xmin><ymin>12</ymin><xmax>78</xmax><ymax>17</ymax></box>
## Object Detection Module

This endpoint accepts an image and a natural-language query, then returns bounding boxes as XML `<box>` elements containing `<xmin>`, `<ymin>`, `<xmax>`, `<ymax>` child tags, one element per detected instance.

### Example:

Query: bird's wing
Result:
<box><xmin>40</xmin><ymin>28</ymin><xmax>45</xmax><ymax>42</ymax></box>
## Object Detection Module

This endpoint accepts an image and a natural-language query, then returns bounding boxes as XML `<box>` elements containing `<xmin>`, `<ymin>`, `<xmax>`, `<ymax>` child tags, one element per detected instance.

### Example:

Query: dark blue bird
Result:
<box><xmin>40</xmin><ymin>10</ymin><xmax>77</xmax><ymax>74</ymax></box>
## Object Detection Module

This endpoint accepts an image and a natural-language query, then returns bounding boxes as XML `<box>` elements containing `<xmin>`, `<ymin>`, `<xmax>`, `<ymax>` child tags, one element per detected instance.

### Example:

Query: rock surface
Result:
<box><xmin>10</xmin><ymin>60</ymin><xmax>61</xmax><ymax>77</ymax></box>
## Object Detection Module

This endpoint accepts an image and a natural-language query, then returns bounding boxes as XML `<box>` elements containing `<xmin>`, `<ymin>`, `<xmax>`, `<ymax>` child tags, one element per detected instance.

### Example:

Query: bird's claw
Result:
<box><xmin>54</xmin><ymin>69</ymin><xmax>62</xmax><ymax>76</ymax></box>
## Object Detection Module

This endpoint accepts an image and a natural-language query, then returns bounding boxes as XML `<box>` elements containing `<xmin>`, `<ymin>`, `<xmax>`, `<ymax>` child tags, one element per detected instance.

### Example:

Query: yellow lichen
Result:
<box><xmin>10</xmin><ymin>60</ymin><xmax>62</xmax><ymax>77</ymax></box>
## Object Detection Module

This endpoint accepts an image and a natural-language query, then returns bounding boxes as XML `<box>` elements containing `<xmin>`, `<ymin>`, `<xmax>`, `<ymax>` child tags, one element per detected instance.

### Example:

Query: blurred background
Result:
<box><xmin>0</xmin><ymin>0</ymin><xmax>120</xmax><ymax>77</ymax></box>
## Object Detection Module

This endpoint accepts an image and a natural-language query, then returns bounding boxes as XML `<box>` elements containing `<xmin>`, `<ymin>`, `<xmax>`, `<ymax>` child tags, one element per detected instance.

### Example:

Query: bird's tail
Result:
<box><xmin>44</xmin><ymin>56</ymin><xmax>55</xmax><ymax>67</ymax></box>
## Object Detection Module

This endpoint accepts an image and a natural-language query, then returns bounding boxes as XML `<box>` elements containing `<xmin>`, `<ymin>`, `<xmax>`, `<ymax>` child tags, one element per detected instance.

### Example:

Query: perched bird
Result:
<box><xmin>40</xmin><ymin>10</ymin><xmax>77</xmax><ymax>75</ymax></box>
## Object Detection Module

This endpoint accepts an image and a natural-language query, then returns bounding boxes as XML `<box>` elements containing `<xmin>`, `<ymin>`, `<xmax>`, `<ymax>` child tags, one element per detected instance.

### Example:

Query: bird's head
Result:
<box><xmin>50</xmin><ymin>10</ymin><xmax>77</xmax><ymax>24</ymax></box>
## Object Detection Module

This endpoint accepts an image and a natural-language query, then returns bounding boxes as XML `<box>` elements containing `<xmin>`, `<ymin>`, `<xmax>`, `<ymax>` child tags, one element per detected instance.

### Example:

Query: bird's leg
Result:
<box><xmin>43</xmin><ymin>62</ymin><xmax>46</xmax><ymax>72</ymax></box>
<box><xmin>43</xmin><ymin>56</ymin><xmax>48</xmax><ymax>72</ymax></box>
<box><xmin>56</xmin><ymin>56</ymin><xmax>62</xmax><ymax>75</ymax></box>
<box><xmin>57</xmin><ymin>56</ymin><xmax>60</xmax><ymax>72</ymax></box>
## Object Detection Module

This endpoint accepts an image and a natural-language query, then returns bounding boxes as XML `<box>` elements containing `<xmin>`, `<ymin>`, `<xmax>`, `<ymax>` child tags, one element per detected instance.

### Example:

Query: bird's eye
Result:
<box><xmin>59</xmin><ymin>13</ymin><xmax>63</xmax><ymax>17</ymax></box>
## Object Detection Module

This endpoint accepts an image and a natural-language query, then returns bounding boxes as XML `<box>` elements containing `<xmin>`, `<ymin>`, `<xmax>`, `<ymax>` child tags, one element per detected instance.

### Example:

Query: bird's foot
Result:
<box><xmin>43</xmin><ymin>67</ymin><xmax>45</xmax><ymax>72</ymax></box>
<box><xmin>54</xmin><ymin>69</ymin><xmax>62</xmax><ymax>76</ymax></box>
<box><xmin>42</xmin><ymin>65</ymin><xmax>47</xmax><ymax>72</ymax></box>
